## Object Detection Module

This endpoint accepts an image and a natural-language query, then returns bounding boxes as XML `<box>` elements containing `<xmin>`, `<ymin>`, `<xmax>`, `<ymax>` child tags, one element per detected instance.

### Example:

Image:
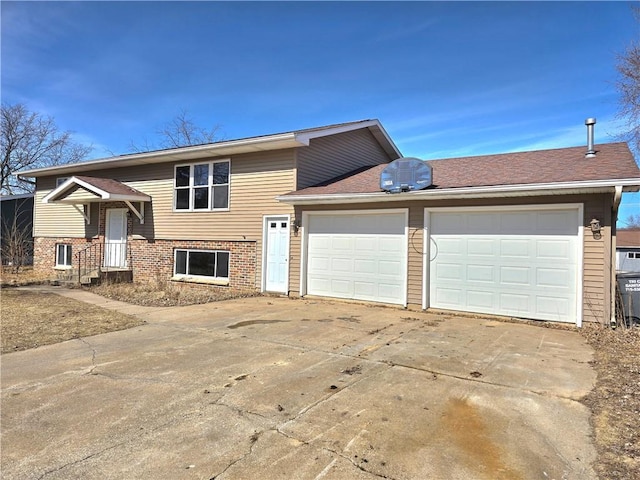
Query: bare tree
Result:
<box><xmin>1</xmin><ymin>103</ymin><xmax>92</xmax><ymax>194</ymax></box>
<box><xmin>1</xmin><ymin>214</ymin><xmax>32</xmax><ymax>273</ymax></box>
<box><xmin>624</xmin><ymin>213</ymin><xmax>640</xmax><ymax>228</ymax></box>
<box><xmin>128</xmin><ymin>109</ymin><xmax>223</xmax><ymax>152</ymax></box>
<box><xmin>615</xmin><ymin>6</ymin><xmax>640</xmax><ymax>155</ymax></box>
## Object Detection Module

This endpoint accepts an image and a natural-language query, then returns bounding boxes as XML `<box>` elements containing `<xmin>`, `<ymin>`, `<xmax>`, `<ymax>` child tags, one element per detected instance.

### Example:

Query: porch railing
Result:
<box><xmin>76</xmin><ymin>242</ymin><xmax>103</xmax><ymax>284</ymax></box>
<box><xmin>75</xmin><ymin>241</ymin><xmax>132</xmax><ymax>283</ymax></box>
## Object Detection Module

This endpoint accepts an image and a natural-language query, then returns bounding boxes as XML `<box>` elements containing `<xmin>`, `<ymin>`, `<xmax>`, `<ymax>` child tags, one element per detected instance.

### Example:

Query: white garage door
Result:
<box><xmin>306</xmin><ymin>211</ymin><xmax>407</xmax><ymax>305</ymax></box>
<box><xmin>428</xmin><ymin>208</ymin><xmax>580</xmax><ymax>323</ymax></box>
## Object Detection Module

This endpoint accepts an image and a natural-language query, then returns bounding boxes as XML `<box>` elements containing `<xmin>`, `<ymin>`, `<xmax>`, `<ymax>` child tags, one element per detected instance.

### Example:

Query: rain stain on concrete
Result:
<box><xmin>227</xmin><ymin>320</ymin><xmax>289</xmax><ymax>329</ymax></box>
<box><xmin>442</xmin><ymin>397</ymin><xmax>522</xmax><ymax>480</ymax></box>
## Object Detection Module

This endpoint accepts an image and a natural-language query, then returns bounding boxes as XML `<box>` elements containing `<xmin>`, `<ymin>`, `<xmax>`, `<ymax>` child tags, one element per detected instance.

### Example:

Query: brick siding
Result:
<box><xmin>33</xmin><ymin>202</ymin><xmax>259</xmax><ymax>290</ymax></box>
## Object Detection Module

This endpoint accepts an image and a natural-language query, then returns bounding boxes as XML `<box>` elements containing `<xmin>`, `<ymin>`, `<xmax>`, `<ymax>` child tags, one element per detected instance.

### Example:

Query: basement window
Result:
<box><xmin>173</xmin><ymin>249</ymin><xmax>230</xmax><ymax>284</ymax></box>
<box><xmin>55</xmin><ymin>244</ymin><xmax>72</xmax><ymax>268</ymax></box>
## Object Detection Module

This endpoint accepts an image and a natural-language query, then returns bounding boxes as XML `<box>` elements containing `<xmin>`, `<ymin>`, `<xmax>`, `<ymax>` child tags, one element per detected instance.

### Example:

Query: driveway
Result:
<box><xmin>1</xmin><ymin>293</ymin><xmax>597</xmax><ymax>480</ymax></box>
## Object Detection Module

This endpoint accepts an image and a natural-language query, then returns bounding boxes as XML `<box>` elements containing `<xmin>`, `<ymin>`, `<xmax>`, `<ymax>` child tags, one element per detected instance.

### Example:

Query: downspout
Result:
<box><xmin>610</xmin><ymin>185</ymin><xmax>623</xmax><ymax>327</ymax></box>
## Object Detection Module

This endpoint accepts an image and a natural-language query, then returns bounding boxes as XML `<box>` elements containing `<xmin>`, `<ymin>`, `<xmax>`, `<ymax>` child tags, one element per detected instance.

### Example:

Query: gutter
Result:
<box><xmin>277</xmin><ymin>178</ymin><xmax>640</xmax><ymax>205</ymax></box>
<box><xmin>611</xmin><ymin>185</ymin><xmax>624</xmax><ymax>328</ymax></box>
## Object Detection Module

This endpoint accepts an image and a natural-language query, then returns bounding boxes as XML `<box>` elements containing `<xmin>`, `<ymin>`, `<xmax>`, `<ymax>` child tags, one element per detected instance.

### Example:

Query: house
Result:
<box><xmin>16</xmin><ymin>119</ymin><xmax>640</xmax><ymax>326</ymax></box>
<box><xmin>17</xmin><ymin>120</ymin><xmax>399</xmax><ymax>287</ymax></box>
<box><xmin>0</xmin><ymin>193</ymin><xmax>34</xmax><ymax>266</ymax></box>
<box><xmin>616</xmin><ymin>228</ymin><xmax>640</xmax><ymax>272</ymax></box>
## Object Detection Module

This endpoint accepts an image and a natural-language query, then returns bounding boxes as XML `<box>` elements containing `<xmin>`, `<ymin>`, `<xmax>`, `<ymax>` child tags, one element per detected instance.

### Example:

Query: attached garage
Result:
<box><xmin>303</xmin><ymin>210</ymin><xmax>408</xmax><ymax>305</ymax></box>
<box><xmin>425</xmin><ymin>205</ymin><xmax>582</xmax><ymax>323</ymax></box>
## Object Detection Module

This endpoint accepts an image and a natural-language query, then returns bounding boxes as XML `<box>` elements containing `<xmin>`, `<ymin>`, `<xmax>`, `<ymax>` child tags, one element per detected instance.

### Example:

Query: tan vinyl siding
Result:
<box><xmin>296</xmin><ymin>129</ymin><xmax>394</xmax><ymax>189</ymax></box>
<box><xmin>34</xmin><ymin>178</ymin><xmax>89</xmax><ymax>238</ymax></box>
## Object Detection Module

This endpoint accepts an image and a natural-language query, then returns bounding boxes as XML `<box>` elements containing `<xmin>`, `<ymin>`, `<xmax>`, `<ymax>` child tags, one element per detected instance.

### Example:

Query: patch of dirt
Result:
<box><xmin>581</xmin><ymin>324</ymin><xmax>640</xmax><ymax>480</ymax></box>
<box><xmin>1</xmin><ymin>289</ymin><xmax>144</xmax><ymax>354</ymax></box>
<box><xmin>88</xmin><ymin>280</ymin><xmax>261</xmax><ymax>307</ymax></box>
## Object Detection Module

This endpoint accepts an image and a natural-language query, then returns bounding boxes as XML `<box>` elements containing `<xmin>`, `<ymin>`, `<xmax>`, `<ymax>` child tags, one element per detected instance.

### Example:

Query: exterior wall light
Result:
<box><xmin>590</xmin><ymin>218</ymin><xmax>601</xmax><ymax>233</ymax></box>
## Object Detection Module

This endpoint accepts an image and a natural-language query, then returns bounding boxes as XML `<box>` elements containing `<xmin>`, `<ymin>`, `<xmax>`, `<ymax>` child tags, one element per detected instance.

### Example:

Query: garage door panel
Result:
<box><xmin>435</xmin><ymin>287</ymin><xmax>464</xmax><ymax>306</ymax></box>
<box><xmin>500</xmin><ymin>239</ymin><xmax>531</xmax><ymax>257</ymax></box>
<box><xmin>467</xmin><ymin>290</ymin><xmax>495</xmax><ymax>309</ymax></box>
<box><xmin>467</xmin><ymin>264</ymin><xmax>494</xmax><ymax>282</ymax></box>
<box><xmin>430</xmin><ymin>208</ymin><xmax>579</xmax><ymax>323</ymax></box>
<box><xmin>536</xmin><ymin>239</ymin><xmax>573</xmax><ymax>260</ymax></box>
<box><xmin>537</xmin><ymin>296</ymin><xmax>572</xmax><ymax>316</ymax></box>
<box><xmin>468</xmin><ymin>239</ymin><xmax>494</xmax><ymax>256</ymax></box>
<box><xmin>537</xmin><ymin>267</ymin><xmax>573</xmax><ymax>288</ymax></box>
<box><xmin>354</xmin><ymin>258</ymin><xmax>376</xmax><ymax>274</ymax></box>
<box><xmin>307</xmin><ymin>212</ymin><xmax>407</xmax><ymax>305</ymax></box>
<box><xmin>435</xmin><ymin>237</ymin><xmax>463</xmax><ymax>254</ymax></box>
<box><xmin>331</xmin><ymin>257</ymin><xmax>353</xmax><ymax>272</ymax></box>
<box><xmin>500</xmin><ymin>293</ymin><xmax>530</xmax><ymax>312</ymax></box>
<box><xmin>500</xmin><ymin>266</ymin><xmax>531</xmax><ymax>286</ymax></box>
<box><xmin>435</xmin><ymin>263</ymin><xmax>463</xmax><ymax>281</ymax></box>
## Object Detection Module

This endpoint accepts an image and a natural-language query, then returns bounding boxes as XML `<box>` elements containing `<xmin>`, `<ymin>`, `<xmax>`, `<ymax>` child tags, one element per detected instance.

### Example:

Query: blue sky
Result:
<box><xmin>2</xmin><ymin>1</ymin><xmax>639</xmax><ymax>224</ymax></box>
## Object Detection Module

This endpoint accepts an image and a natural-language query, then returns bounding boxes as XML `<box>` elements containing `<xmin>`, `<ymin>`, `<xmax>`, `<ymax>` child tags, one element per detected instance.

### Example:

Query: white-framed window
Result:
<box><xmin>174</xmin><ymin>249</ymin><xmax>230</xmax><ymax>279</ymax></box>
<box><xmin>174</xmin><ymin>160</ymin><xmax>230</xmax><ymax>211</ymax></box>
<box><xmin>55</xmin><ymin>244</ymin><xmax>72</xmax><ymax>267</ymax></box>
<box><xmin>628</xmin><ymin>252</ymin><xmax>640</xmax><ymax>259</ymax></box>
<box><xmin>56</xmin><ymin>177</ymin><xmax>69</xmax><ymax>187</ymax></box>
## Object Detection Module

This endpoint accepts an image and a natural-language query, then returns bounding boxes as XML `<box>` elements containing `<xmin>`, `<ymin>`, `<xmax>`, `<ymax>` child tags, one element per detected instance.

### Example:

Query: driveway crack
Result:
<box><xmin>78</xmin><ymin>337</ymin><xmax>98</xmax><ymax>375</ymax></box>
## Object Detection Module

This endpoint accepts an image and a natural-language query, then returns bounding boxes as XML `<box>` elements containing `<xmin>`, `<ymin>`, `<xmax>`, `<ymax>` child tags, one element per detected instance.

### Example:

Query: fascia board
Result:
<box><xmin>18</xmin><ymin>133</ymin><xmax>302</xmax><ymax>177</ymax></box>
<box><xmin>277</xmin><ymin>178</ymin><xmax>640</xmax><ymax>205</ymax></box>
<box><xmin>295</xmin><ymin>120</ymin><xmax>402</xmax><ymax>159</ymax></box>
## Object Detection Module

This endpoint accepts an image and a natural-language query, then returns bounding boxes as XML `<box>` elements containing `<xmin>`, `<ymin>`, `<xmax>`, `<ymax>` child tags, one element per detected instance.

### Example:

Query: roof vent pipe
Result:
<box><xmin>585</xmin><ymin>117</ymin><xmax>596</xmax><ymax>158</ymax></box>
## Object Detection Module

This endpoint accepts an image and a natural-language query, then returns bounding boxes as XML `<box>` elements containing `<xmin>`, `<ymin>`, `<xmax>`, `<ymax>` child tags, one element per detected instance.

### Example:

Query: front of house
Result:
<box><xmin>18</xmin><ymin>119</ymin><xmax>640</xmax><ymax>326</ymax></box>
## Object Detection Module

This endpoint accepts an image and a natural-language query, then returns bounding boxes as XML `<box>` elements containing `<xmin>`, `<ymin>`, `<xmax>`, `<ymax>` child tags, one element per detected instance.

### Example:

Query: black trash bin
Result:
<box><xmin>617</xmin><ymin>272</ymin><xmax>640</xmax><ymax>326</ymax></box>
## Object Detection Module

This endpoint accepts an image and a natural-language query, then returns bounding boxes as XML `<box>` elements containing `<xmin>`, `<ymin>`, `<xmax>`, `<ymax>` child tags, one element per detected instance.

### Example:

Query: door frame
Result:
<box><xmin>261</xmin><ymin>214</ymin><xmax>291</xmax><ymax>293</ymax></box>
<box><xmin>423</xmin><ymin>203</ymin><xmax>584</xmax><ymax>326</ymax></box>
<box><xmin>105</xmin><ymin>208</ymin><xmax>128</xmax><ymax>268</ymax></box>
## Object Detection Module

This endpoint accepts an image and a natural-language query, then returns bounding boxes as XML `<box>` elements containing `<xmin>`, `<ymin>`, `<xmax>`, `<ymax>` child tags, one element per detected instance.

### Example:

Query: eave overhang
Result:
<box><xmin>277</xmin><ymin>178</ymin><xmax>640</xmax><ymax>205</ymax></box>
<box><xmin>16</xmin><ymin>120</ymin><xmax>400</xmax><ymax>177</ymax></box>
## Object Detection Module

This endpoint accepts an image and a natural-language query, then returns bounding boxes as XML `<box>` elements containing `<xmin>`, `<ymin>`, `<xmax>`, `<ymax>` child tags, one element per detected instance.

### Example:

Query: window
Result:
<box><xmin>174</xmin><ymin>249</ymin><xmax>230</xmax><ymax>279</ymax></box>
<box><xmin>628</xmin><ymin>252</ymin><xmax>640</xmax><ymax>259</ymax></box>
<box><xmin>55</xmin><ymin>244</ymin><xmax>72</xmax><ymax>267</ymax></box>
<box><xmin>56</xmin><ymin>177</ymin><xmax>69</xmax><ymax>187</ymax></box>
<box><xmin>174</xmin><ymin>160</ymin><xmax>229</xmax><ymax>211</ymax></box>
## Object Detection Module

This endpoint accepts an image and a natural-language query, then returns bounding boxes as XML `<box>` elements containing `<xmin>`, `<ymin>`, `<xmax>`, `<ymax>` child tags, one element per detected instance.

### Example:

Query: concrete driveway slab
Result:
<box><xmin>1</xmin><ymin>295</ymin><xmax>597</xmax><ymax>479</ymax></box>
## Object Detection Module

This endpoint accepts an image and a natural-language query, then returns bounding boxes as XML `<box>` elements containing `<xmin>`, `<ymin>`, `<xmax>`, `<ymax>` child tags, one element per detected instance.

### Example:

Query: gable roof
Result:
<box><xmin>16</xmin><ymin>120</ymin><xmax>400</xmax><ymax>178</ymax></box>
<box><xmin>617</xmin><ymin>229</ymin><xmax>640</xmax><ymax>248</ymax></box>
<box><xmin>279</xmin><ymin>142</ymin><xmax>640</xmax><ymax>204</ymax></box>
<box><xmin>43</xmin><ymin>176</ymin><xmax>151</xmax><ymax>204</ymax></box>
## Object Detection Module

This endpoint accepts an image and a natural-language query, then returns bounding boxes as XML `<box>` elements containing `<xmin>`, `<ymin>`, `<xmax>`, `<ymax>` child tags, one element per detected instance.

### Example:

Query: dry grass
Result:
<box><xmin>88</xmin><ymin>279</ymin><xmax>261</xmax><ymax>307</ymax></box>
<box><xmin>0</xmin><ymin>266</ymin><xmax>51</xmax><ymax>287</ymax></box>
<box><xmin>1</xmin><ymin>289</ymin><xmax>144</xmax><ymax>354</ymax></box>
<box><xmin>581</xmin><ymin>324</ymin><xmax>640</xmax><ymax>480</ymax></box>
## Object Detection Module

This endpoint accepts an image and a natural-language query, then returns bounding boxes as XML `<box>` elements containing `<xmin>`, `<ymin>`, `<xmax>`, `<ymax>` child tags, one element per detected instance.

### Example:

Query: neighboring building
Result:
<box><xmin>0</xmin><ymin>193</ymin><xmax>34</xmax><ymax>266</ymax></box>
<box><xmin>616</xmin><ymin>228</ymin><xmax>640</xmax><ymax>272</ymax></box>
<box><xmin>16</xmin><ymin>119</ymin><xmax>640</xmax><ymax>326</ymax></box>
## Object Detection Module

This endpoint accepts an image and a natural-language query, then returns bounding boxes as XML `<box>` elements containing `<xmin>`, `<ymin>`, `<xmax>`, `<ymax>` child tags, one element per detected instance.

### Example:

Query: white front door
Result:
<box><xmin>264</xmin><ymin>216</ymin><xmax>289</xmax><ymax>293</ymax></box>
<box><xmin>105</xmin><ymin>208</ymin><xmax>128</xmax><ymax>268</ymax></box>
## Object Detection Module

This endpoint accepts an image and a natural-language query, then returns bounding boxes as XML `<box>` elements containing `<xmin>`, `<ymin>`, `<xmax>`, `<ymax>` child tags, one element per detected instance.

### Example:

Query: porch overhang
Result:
<box><xmin>43</xmin><ymin>176</ymin><xmax>151</xmax><ymax>224</ymax></box>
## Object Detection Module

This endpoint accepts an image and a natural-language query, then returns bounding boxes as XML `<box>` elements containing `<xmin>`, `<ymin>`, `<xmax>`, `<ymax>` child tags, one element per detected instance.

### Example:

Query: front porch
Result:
<box><xmin>54</xmin><ymin>241</ymin><xmax>133</xmax><ymax>286</ymax></box>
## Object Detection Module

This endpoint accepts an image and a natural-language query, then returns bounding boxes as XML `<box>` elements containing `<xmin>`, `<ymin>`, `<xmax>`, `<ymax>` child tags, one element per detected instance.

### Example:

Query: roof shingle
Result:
<box><xmin>287</xmin><ymin>142</ymin><xmax>640</xmax><ymax>196</ymax></box>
